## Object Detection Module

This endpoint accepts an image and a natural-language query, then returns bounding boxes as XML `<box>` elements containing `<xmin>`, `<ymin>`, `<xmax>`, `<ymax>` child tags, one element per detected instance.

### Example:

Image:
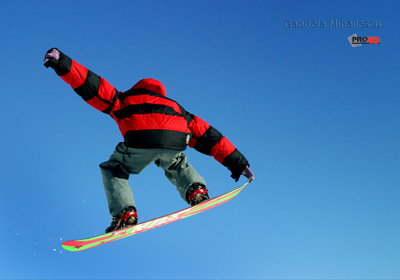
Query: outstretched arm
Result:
<box><xmin>44</xmin><ymin>48</ymin><xmax>118</xmax><ymax>114</ymax></box>
<box><xmin>186</xmin><ymin>113</ymin><xmax>253</xmax><ymax>182</ymax></box>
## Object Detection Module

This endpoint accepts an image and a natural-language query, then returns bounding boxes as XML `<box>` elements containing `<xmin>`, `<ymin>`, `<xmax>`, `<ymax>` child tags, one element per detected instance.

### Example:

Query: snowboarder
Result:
<box><xmin>44</xmin><ymin>48</ymin><xmax>254</xmax><ymax>233</ymax></box>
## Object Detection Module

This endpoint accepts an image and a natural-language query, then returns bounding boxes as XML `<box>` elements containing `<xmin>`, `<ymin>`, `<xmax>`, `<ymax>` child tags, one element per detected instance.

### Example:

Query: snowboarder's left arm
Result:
<box><xmin>185</xmin><ymin>112</ymin><xmax>251</xmax><ymax>181</ymax></box>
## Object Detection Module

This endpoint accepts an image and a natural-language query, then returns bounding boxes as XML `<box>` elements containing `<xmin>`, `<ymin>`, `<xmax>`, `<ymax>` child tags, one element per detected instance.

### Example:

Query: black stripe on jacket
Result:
<box><xmin>74</xmin><ymin>70</ymin><xmax>101</xmax><ymax>101</ymax></box>
<box><xmin>124</xmin><ymin>130</ymin><xmax>190</xmax><ymax>150</ymax></box>
<box><xmin>113</xmin><ymin>103</ymin><xmax>181</xmax><ymax>121</ymax></box>
<box><xmin>192</xmin><ymin>126</ymin><xmax>223</xmax><ymax>156</ymax></box>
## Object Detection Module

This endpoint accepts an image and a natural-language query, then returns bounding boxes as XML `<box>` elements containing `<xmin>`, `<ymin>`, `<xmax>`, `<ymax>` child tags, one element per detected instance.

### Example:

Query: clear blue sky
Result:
<box><xmin>1</xmin><ymin>0</ymin><xmax>399</xmax><ymax>279</ymax></box>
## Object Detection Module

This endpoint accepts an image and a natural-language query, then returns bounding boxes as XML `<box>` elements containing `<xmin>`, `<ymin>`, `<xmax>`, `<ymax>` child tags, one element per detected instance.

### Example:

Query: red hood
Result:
<box><xmin>131</xmin><ymin>78</ymin><xmax>166</xmax><ymax>97</ymax></box>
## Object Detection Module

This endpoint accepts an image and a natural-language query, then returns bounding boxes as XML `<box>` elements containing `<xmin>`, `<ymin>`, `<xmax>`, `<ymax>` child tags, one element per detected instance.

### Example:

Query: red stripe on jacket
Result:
<box><xmin>60</xmin><ymin>60</ymin><xmax>87</xmax><ymax>89</ymax></box>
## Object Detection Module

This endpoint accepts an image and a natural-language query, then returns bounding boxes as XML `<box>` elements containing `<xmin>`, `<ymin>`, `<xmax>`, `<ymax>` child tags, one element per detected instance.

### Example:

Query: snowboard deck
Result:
<box><xmin>62</xmin><ymin>180</ymin><xmax>249</xmax><ymax>252</ymax></box>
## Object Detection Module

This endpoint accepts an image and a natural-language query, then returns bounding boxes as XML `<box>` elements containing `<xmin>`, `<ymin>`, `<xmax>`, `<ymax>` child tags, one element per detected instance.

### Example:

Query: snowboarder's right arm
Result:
<box><xmin>44</xmin><ymin>48</ymin><xmax>118</xmax><ymax>114</ymax></box>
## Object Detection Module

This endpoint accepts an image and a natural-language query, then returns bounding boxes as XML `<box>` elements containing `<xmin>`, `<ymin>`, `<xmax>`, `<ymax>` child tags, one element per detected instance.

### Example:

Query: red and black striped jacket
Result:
<box><xmin>45</xmin><ymin>49</ymin><xmax>249</xmax><ymax>179</ymax></box>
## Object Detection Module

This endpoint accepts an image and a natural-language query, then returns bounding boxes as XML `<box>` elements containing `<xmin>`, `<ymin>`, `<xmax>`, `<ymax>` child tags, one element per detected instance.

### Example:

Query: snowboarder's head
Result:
<box><xmin>131</xmin><ymin>78</ymin><xmax>166</xmax><ymax>97</ymax></box>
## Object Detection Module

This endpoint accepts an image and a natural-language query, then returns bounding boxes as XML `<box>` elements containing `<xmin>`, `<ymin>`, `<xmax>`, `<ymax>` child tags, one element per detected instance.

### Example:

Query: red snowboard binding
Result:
<box><xmin>105</xmin><ymin>206</ymin><xmax>138</xmax><ymax>233</ymax></box>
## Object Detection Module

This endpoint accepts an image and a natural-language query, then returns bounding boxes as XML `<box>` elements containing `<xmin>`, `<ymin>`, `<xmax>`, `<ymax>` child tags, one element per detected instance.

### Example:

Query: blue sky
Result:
<box><xmin>1</xmin><ymin>0</ymin><xmax>399</xmax><ymax>279</ymax></box>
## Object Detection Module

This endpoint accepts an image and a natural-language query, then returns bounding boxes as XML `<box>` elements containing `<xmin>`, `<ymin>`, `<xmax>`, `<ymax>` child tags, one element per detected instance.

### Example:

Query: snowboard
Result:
<box><xmin>62</xmin><ymin>180</ymin><xmax>250</xmax><ymax>252</ymax></box>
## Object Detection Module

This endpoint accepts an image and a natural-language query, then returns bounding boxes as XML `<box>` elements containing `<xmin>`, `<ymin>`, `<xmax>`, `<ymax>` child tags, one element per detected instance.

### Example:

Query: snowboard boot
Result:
<box><xmin>105</xmin><ymin>206</ymin><xmax>138</xmax><ymax>233</ymax></box>
<box><xmin>186</xmin><ymin>183</ymin><xmax>209</xmax><ymax>206</ymax></box>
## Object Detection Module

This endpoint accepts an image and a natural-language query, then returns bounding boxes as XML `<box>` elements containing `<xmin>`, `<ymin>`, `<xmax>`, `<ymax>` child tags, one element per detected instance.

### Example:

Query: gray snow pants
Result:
<box><xmin>99</xmin><ymin>142</ymin><xmax>206</xmax><ymax>217</ymax></box>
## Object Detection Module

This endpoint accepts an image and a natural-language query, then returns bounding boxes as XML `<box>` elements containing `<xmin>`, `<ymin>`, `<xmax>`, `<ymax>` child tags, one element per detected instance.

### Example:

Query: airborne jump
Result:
<box><xmin>44</xmin><ymin>48</ymin><xmax>254</xmax><ymax>234</ymax></box>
